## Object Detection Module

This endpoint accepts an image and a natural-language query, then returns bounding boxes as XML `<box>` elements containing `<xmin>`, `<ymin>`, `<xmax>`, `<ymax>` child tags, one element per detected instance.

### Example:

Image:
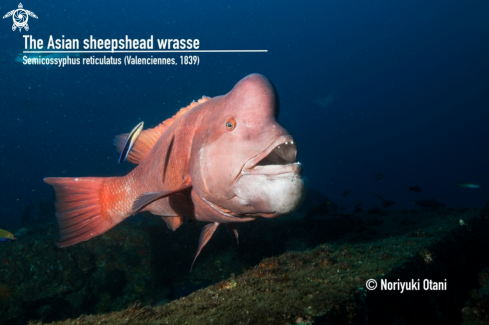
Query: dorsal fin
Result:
<box><xmin>114</xmin><ymin>96</ymin><xmax>210</xmax><ymax>164</ymax></box>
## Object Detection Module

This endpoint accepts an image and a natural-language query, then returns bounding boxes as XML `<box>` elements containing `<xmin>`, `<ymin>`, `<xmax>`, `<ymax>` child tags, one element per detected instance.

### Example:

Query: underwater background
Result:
<box><xmin>1</xmin><ymin>0</ymin><xmax>489</xmax><ymax>225</ymax></box>
<box><xmin>1</xmin><ymin>1</ymin><xmax>489</xmax><ymax>324</ymax></box>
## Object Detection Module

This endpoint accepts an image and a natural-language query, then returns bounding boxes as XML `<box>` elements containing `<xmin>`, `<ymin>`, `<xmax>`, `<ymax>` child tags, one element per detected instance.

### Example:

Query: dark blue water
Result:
<box><xmin>1</xmin><ymin>0</ymin><xmax>489</xmax><ymax>225</ymax></box>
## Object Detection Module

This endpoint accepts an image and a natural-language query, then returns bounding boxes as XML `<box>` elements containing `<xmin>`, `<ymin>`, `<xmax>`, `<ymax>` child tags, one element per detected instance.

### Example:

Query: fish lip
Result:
<box><xmin>243</xmin><ymin>162</ymin><xmax>303</xmax><ymax>176</ymax></box>
<box><xmin>241</xmin><ymin>134</ymin><xmax>301</xmax><ymax>176</ymax></box>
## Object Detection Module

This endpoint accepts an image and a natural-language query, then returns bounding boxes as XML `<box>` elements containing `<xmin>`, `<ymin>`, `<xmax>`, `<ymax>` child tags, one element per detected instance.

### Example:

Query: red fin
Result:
<box><xmin>44</xmin><ymin>177</ymin><xmax>120</xmax><ymax>247</ymax></box>
<box><xmin>191</xmin><ymin>222</ymin><xmax>219</xmax><ymax>271</ymax></box>
<box><xmin>114</xmin><ymin>97</ymin><xmax>210</xmax><ymax>164</ymax></box>
<box><xmin>131</xmin><ymin>181</ymin><xmax>192</xmax><ymax>215</ymax></box>
<box><xmin>161</xmin><ymin>216</ymin><xmax>184</xmax><ymax>231</ymax></box>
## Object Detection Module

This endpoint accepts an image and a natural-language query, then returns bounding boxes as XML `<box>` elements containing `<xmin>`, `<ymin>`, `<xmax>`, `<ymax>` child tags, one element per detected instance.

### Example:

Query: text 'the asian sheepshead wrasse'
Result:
<box><xmin>44</xmin><ymin>74</ymin><xmax>307</xmax><ymax>268</ymax></box>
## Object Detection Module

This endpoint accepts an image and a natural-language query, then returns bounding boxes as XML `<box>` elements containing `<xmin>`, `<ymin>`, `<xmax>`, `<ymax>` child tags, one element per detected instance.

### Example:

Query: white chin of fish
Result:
<box><xmin>234</xmin><ymin>163</ymin><xmax>307</xmax><ymax>216</ymax></box>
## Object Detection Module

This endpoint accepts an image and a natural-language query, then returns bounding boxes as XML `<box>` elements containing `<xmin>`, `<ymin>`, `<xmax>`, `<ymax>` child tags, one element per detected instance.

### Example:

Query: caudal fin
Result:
<box><xmin>44</xmin><ymin>177</ymin><xmax>123</xmax><ymax>247</ymax></box>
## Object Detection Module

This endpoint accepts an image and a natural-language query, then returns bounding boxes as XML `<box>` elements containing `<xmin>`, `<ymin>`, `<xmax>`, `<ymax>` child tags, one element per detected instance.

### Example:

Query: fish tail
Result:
<box><xmin>44</xmin><ymin>176</ymin><xmax>130</xmax><ymax>247</ymax></box>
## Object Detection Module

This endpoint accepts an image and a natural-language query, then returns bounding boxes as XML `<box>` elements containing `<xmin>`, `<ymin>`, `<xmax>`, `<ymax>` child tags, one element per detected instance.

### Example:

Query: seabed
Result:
<box><xmin>1</xmin><ymin>204</ymin><xmax>489</xmax><ymax>324</ymax></box>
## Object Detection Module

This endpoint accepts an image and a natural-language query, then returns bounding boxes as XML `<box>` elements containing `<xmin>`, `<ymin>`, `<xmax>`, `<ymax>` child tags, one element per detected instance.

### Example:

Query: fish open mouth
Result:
<box><xmin>241</xmin><ymin>135</ymin><xmax>302</xmax><ymax>175</ymax></box>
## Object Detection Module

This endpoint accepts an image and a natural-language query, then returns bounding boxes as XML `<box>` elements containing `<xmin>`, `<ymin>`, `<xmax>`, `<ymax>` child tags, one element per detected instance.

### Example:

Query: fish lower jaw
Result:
<box><xmin>234</xmin><ymin>170</ymin><xmax>307</xmax><ymax>217</ymax></box>
<box><xmin>242</xmin><ymin>162</ymin><xmax>302</xmax><ymax>176</ymax></box>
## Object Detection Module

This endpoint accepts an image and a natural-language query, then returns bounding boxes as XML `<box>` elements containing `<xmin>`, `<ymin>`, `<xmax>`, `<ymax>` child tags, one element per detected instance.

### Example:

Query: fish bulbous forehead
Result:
<box><xmin>220</xmin><ymin>73</ymin><xmax>280</xmax><ymax>121</ymax></box>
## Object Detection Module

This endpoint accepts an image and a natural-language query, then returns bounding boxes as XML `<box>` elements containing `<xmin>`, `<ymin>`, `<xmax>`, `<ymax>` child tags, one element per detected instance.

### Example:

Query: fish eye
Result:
<box><xmin>226</xmin><ymin>118</ymin><xmax>236</xmax><ymax>131</ymax></box>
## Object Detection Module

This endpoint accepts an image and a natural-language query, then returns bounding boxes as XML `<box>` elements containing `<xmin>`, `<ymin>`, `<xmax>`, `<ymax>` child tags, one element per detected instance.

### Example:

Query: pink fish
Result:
<box><xmin>44</xmin><ymin>74</ymin><xmax>307</xmax><ymax>267</ymax></box>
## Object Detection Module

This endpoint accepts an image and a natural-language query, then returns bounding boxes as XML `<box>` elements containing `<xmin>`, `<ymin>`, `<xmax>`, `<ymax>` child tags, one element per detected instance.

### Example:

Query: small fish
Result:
<box><xmin>0</xmin><ymin>229</ymin><xmax>16</xmax><ymax>242</ymax></box>
<box><xmin>457</xmin><ymin>183</ymin><xmax>481</xmax><ymax>189</ymax></box>
<box><xmin>407</xmin><ymin>186</ymin><xmax>422</xmax><ymax>193</ymax></box>
<box><xmin>375</xmin><ymin>173</ymin><xmax>383</xmax><ymax>181</ymax></box>
<box><xmin>373</xmin><ymin>194</ymin><xmax>395</xmax><ymax>208</ymax></box>
<box><xmin>117</xmin><ymin>121</ymin><xmax>144</xmax><ymax>164</ymax></box>
<box><xmin>342</xmin><ymin>189</ymin><xmax>352</xmax><ymax>197</ymax></box>
<box><xmin>413</xmin><ymin>199</ymin><xmax>446</xmax><ymax>208</ymax></box>
<box><xmin>303</xmin><ymin>202</ymin><xmax>329</xmax><ymax>220</ymax></box>
<box><xmin>312</xmin><ymin>91</ymin><xmax>340</xmax><ymax>108</ymax></box>
<box><xmin>382</xmin><ymin>201</ymin><xmax>395</xmax><ymax>208</ymax></box>
<box><xmin>353</xmin><ymin>201</ymin><xmax>363</xmax><ymax>213</ymax></box>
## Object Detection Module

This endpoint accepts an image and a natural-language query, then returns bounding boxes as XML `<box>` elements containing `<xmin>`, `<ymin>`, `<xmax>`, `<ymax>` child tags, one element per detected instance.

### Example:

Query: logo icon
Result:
<box><xmin>3</xmin><ymin>3</ymin><xmax>37</xmax><ymax>32</ymax></box>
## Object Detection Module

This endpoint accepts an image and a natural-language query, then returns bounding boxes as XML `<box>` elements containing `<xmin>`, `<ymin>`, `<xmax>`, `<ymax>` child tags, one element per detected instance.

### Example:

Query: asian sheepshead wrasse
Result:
<box><xmin>44</xmin><ymin>74</ymin><xmax>307</xmax><ymax>267</ymax></box>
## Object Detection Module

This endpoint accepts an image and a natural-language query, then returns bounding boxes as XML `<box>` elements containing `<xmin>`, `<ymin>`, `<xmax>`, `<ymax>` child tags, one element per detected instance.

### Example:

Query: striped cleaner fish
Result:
<box><xmin>44</xmin><ymin>74</ymin><xmax>307</xmax><ymax>267</ymax></box>
<box><xmin>118</xmin><ymin>121</ymin><xmax>144</xmax><ymax>164</ymax></box>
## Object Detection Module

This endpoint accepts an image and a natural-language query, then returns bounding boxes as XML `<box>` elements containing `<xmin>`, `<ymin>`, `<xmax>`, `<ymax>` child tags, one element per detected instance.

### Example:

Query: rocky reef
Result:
<box><xmin>1</xmin><ymin>203</ymin><xmax>489</xmax><ymax>324</ymax></box>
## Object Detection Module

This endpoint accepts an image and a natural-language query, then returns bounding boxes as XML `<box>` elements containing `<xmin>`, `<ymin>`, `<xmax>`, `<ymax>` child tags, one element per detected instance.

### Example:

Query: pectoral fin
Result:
<box><xmin>131</xmin><ymin>180</ymin><xmax>191</xmax><ymax>215</ymax></box>
<box><xmin>191</xmin><ymin>222</ymin><xmax>219</xmax><ymax>271</ymax></box>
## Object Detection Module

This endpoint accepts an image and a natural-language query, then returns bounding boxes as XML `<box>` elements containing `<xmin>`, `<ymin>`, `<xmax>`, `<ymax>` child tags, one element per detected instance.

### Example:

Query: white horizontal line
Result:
<box><xmin>22</xmin><ymin>50</ymin><xmax>268</xmax><ymax>53</ymax></box>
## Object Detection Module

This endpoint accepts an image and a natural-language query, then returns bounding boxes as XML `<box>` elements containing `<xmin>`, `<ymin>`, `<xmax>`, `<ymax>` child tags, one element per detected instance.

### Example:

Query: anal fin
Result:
<box><xmin>161</xmin><ymin>216</ymin><xmax>184</xmax><ymax>231</ymax></box>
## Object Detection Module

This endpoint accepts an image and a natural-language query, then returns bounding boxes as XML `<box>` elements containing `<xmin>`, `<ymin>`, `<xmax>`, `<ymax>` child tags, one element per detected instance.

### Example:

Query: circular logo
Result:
<box><xmin>366</xmin><ymin>279</ymin><xmax>377</xmax><ymax>290</ymax></box>
<box><xmin>14</xmin><ymin>9</ymin><xmax>27</xmax><ymax>27</ymax></box>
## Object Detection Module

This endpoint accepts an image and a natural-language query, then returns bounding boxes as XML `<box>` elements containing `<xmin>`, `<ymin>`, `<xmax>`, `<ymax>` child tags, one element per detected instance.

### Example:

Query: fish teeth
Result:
<box><xmin>278</xmin><ymin>140</ymin><xmax>295</xmax><ymax>149</ymax></box>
